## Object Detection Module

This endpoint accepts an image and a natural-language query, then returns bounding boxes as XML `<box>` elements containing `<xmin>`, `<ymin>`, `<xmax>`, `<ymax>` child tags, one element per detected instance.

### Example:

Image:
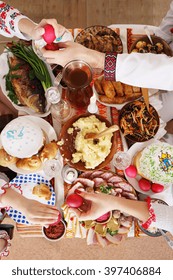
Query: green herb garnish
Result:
<box><xmin>100</xmin><ymin>185</ymin><xmax>112</xmax><ymax>194</ymax></box>
<box><xmin>107</xmin><ymin>228</ymin><xmax>118</xmax><ymax>236</ymax></box>
<box><xmin>6</xmin><ymin>42</ymin><xmax>52</xmax><ymax>91</ymax></box>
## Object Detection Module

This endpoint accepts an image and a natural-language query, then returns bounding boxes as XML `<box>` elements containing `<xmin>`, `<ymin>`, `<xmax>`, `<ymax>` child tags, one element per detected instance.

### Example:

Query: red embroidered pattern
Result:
<box><xmin>0</xmin><ymin>183</ymin><xmax>23</xmax><ymax>210</ymax></box>
<box><xmin>104</xmin><ymin>52</ymin><xmax>117</xmax><ymax>81</ymax></box>
<box><xmin>0</xmin><ymin>3</ymin><xmax>21</xmax><ymax>34</ymax></box>
<box><xmin>142</xmin><ymin>197</ymin><xmax>156</xmax><ymax>229</ymax></box>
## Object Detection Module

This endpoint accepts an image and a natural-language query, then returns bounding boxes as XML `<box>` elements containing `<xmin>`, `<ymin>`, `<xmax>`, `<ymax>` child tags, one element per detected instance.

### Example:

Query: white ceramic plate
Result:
<box><xmin>7</xmin><ymin>173</ymin><xmax>55</xmax><ymax>224</ymax></box>
<box><xmin>0</xmin><ymin>116</ymin><xmax>57</xmax><ymax>174</ymax></box>
<box><xmin>125</xmin><ymin>139</ymin><xmax>171</xmax><ymax>195</ymax></box>
<box><xmin>93</xmin><ymin>75</ymin><xmax>158</xmax><ymax>110</ymax></box>
<box><xmin>0</xmin><ymin>51</ymin><xmax>53</xmax><ymax>117</ymax></box>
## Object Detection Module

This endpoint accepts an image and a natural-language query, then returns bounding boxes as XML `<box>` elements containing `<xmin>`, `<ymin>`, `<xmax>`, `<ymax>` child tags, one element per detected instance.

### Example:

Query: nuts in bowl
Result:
<box><xmin>58</xmin><ymin>114</ymin><xmax>117</xmax><ymax>171</ymax></box>
<box><xmin>93</xmin><ymin>75</ymin><xmax>142</xmax><ymax>108</ymax></box>
<box><xmin>129</xmin><ymin>35</ymin><xmax>172</xmax><ymax>56</ymax></box>
<box><xmin>119</xmin><ymin>100</ymin><xmax>160</xmax><ymax>143</ymax></box>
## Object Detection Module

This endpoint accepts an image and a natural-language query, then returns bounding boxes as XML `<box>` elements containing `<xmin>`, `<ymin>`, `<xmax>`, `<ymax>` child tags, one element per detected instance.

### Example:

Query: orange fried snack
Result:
<box><xmin>112</xmin><ymin>81</ymin><xmax>124</xmax><ymax>96</ymax></box>
<box><xmin>101</xmin><ymin>78</ymin><xmax>115</xmax><ymax>99</ymax></box>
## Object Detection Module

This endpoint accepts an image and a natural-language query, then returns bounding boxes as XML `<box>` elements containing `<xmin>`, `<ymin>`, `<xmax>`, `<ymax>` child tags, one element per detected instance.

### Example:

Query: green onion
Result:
<box><xmin>6</xmin><ymin>42</ymin><xmax>52</xmax><ymax>91</ymax></box>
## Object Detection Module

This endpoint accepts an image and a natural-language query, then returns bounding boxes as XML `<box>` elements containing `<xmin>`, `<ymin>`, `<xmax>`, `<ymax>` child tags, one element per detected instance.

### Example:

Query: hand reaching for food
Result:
<box><xmin>22</xmin><ymin>198</ymin><xmax>60</xmax><ymax>226</ymax></box>
<box><xmin>68</xmin><ymin>190</ymin><xmax>114</xmax><ymax>221</ymax></box>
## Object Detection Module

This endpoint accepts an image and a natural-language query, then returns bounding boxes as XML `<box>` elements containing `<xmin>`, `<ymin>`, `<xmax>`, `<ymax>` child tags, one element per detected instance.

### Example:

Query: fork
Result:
<box><xmin>54</xmin><ymin>72</ymin><xmax>62</xmax><ymax>87</ymax></box>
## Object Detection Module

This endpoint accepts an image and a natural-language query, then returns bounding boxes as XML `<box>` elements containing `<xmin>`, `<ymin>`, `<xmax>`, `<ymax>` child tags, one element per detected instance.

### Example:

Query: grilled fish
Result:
<box><xmin>8</xmin><ymin>56</ymin><xmax>46</xmax><ymax>113</ymax></box>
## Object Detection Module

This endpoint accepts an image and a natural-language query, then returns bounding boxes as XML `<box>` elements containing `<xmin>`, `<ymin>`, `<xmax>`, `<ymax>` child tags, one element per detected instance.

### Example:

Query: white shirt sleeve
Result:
<box><xmin>151</xmin><ymin>203</ymin><xmax>173</xmax><ymax>235</ymax></box>
<box><xmin>0</xmin><ymin>1</ymin><xmax>31</xmax><ymax>40</ymax></box>
<box><xmin>155</xmin><ymin>1</ymin><xmax>173</xmax><ymax>47</ymax></box>
<box><xmin>116</xmin><ymin>52</ymin><xmax>173</xmax><ymax>90</ymax></box>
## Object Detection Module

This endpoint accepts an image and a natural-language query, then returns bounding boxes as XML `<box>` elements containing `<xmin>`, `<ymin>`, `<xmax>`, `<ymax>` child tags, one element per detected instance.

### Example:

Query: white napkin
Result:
<box><xmin>149</xmin><ymin>92</ymin><xmax>167</xmax><ymax>140</ymax></box>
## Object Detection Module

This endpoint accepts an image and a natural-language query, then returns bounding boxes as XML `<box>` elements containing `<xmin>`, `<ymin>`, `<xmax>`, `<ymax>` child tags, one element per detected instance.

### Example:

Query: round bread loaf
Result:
<box><xmin>133</xmin><ymin>141</ymin><xmax>173</xmax><ymax>184</ymax></box>
<box><xmin>0</xmin><ymin>116</ymin><xmax>44</xmax><ymax>158</ymax></box>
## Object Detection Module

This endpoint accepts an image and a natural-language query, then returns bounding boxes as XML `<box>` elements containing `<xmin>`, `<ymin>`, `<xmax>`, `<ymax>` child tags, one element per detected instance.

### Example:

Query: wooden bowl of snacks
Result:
<box><xmin>75</xmin><ymin>25</ymin><xmax>123</xmax><ymax>53</ymax></box>
<box><xmin>129</xmin><ymin>35</ymin><xmax>172</xmax><ymax>56</ymax></box>
<box><xmin>58</xmin><ymin>113</ymin><xmax>118</xmax><ymax>171</ymax></box>
<box><xmin>93</xmin><ymin>75</ymin><xmax>142</xmax><ymax>109</ymax></box>
<box><xmin>119</xmin><ymin>100</ymin><xmax>160</xmax><ymax>143</ymax></box>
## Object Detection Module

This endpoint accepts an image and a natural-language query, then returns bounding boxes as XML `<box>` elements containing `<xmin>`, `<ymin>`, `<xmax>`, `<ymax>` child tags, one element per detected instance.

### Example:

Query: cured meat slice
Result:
<box><xmin>108</xmin><ymin>175</ymin><xmax>124</xmax><ymax>184</ymax></box>
<box><xmin>105</xmin><ymin>233</ymin><xmax>124</xmax><ymax>244</ymax></box>
<box><xmin>75</xmin><ymin>178</ymin><xmax>95</xmax><ymax>189</ymax></box>
<box><xmin>115</xmin><ymin>181</ymin><xmax>134</xmax><ymax>192</ymax></box>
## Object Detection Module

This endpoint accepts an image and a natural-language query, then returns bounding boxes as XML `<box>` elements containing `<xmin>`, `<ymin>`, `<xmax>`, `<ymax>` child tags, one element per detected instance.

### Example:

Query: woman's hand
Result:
<box><xmin>41</xmin><ymin>41</ymin><xmax>105</xmax><ymax>68</ymax></box>
<box><xmin>21</xmin><ymin>198</ymin><xmax>60</xmax><ymax>226</ymax></box>
<box><xmin>1</xmin><ymin>188</ymin><xmax>60</xmax><ymax>226</ymax></box>
<box><xmin>18</xmin><ymin>18</ymin><xmax>66</xmax><ymax>40</ymax></box>
<box><xmin>31</xmin><ymin>19</ymin><xmax>66</xmax><ymax>40</ymax></box>
<box><xmin>69</xmin><ymin>190</ymin><xmax>116</xmax><ymax>221</ymax></box>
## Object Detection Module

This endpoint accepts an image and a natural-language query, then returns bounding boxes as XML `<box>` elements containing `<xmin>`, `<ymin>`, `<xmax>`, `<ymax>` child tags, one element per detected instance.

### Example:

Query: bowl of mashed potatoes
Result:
<box><xmin>58</xmin><ymin>114</ymin><xmax>118</xmax><ymax>171</ymax></box>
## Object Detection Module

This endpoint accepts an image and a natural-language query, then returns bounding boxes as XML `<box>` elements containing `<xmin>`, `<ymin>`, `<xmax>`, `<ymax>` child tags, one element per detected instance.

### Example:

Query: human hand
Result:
<box><xmin>69</xmin><ymin>190</ymin><xmax>115</xmax><ymax>221</ymax></box>
<box><xmin>30</xmin><ymin>19</ymin><xmax>66</xmax><ymax>40</ymax></box>
<box><xmin>22</xmin><ymin>198</ymin><xmax>60</xmax><ymax>226</ymax></box>
<box><xmin>41</xmin><ymin>41</ymin><xmax>105</xmax><ymax>68</ymax></box>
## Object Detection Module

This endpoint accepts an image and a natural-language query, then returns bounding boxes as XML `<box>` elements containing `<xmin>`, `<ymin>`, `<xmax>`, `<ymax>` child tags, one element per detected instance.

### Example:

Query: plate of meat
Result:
<box><xmin>75</xmin><ymin>25</ymin><xmax>123</xmax><ymax>53</ymax></box>
<box><xmin>62</xmin><ymin>170</ymin><xmax>137</xmax><ymax>247</ymax></box>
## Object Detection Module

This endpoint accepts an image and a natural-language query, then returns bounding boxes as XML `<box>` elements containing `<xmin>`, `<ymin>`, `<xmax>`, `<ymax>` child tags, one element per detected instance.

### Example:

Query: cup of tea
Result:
<box><xmin>62</xmin><ymin>60</ymin><xmax>93</xmax><ymax>109</ymax></box>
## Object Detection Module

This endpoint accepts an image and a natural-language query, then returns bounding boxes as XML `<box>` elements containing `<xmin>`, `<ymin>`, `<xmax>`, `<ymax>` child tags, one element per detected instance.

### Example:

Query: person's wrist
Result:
<box><xmin>85</xmin><ymin>49</ymin><xmax>105</xmax><ymax>69</ymax></box>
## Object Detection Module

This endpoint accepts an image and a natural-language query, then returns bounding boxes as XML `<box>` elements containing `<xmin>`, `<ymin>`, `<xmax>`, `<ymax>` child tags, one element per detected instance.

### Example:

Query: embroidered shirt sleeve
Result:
<box><xmin>104</xmin><ymin>52</ymin><xmax>117</xmax><ymax>81</ymax></box>
<box><xmin>0</xmin><ymin>1</ymin><xmax>30</xmax><ymax>39</ymax></box>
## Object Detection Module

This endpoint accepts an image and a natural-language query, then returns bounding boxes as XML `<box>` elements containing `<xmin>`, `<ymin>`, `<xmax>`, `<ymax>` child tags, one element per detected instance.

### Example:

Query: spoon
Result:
<box><xmin>159</xmin><ymin>229</ymin><xmax>173</xmax><ymax>250</ymax></box>
<box><xmin>144</xmin><ymin>26</ymin><xmax>154</xmax><ymax>45</ymax></box>
<box><xmin>84</xmin><ymin>124</ymin><xmax>119</xmax><ymax>140</ymax></box>
<box><xmin>141</xmin><ymin>87</ymin><xmax>150</xmax><ymax>112</ymax></box>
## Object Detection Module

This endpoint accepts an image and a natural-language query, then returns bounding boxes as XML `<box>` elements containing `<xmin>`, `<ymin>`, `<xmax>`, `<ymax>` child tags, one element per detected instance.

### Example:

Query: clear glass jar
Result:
<box><xmin>62</xmin><ymin>60</ymin><xmax>93</xmax><ymax>109</ymax></box>
<box><xmin>45</xmin><ymin>87</ymin><xmax>71</xmax><ymax>122</ymax></box>
<box><xmin>112</xmin><ymin>151</ymin><xmax>131</xmax><ymax>170</ymax></box>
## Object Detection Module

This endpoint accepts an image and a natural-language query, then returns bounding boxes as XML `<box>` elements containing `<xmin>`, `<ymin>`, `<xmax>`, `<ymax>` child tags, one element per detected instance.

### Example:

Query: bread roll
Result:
<box><xmin>39</xmin><ymin>141</ymin><xmax>58</xmax><ymax>162</ymax></box>
<box><xmin>133</xmin><ymin>150</ymin><xmax>149</xmax><ymax>179</ymax></box>
<box><xmin>0</xmin><ymin>148</ymin><xmax>17</xmax><ymax>167</ymax></box>
<box><xmin>16</xmin><ymin>155</ymin><xmax>42</xmax><ymax>171</ymax></box>
<box><xmin>32</xmin><ymin>183</ymin><xmax>51</xmax><ymax>200</ymax></box>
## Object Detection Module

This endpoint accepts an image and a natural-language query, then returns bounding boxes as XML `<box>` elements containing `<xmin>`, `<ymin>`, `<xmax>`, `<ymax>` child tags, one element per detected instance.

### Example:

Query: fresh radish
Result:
<box><xmin>125</xmin><ymin>165</ymin><xmax>137</xmax><ymax>178</ymax></box>
<box><xmin>151</xmin><ymin>183</ymin><xmax>164</xmax><ymax>193</ymax></box>
<box><xmin>66</xmin><ymin>193</ymin><xmax>84</xmax><ymax>208</ymax></box>
<box><xmin>42</xmin><ymin>24</ymin><xmax>56</xmax><ymax>44</ymax></box>
<box><xmin>138</xmin><ymin>178</ymin><xmax>151</xmax><ymax>191</ymax></box>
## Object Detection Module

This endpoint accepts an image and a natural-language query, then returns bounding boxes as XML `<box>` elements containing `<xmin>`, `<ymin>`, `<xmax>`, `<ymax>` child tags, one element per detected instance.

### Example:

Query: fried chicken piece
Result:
<box><xmin>101</xmin><ymin>78</ymin><xmax>115</xmax><ymax>99</ymax></box>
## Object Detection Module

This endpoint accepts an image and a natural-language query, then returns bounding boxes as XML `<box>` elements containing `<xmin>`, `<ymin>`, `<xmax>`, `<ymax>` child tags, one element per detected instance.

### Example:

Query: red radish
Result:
<box><xmin>66</xmin><ymin>193</ymin><xmax>84</xmax><ymax>208</ymax></box>
<box><xmin>151</xmin><ymin>183</ymin><xmax>164</xmax><ymax>193</ymax></box>
<box><xmin>45</xmin><ymin>42</ymin><xmax>59</xmax><ymax>50</ymax></box>
<box><xmin>42</xmin><ymin>24</ymin><xmax>56</xmax><ymax>44</ymax></box>
<box><xmin>96</xmin><ymin>212</ymin><xmax>111</xmax><ymax>223</ymax></box>
<box><xmin>125</xmin><ymin>165</ymin><xmax>137</xmax><ymax>178</ymax></box>
<box><xmin>138</xmin><ymin>178</ymin><xmax>151</xmax><ymax>191</ymax></box>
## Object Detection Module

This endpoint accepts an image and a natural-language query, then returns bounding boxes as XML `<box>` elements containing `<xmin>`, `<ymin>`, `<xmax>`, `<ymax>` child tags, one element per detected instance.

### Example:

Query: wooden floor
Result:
<box><xmin>0</xmin><ymin>0</ymin><xmax>172</xmax><ymax>29</ymax></box>
<box><xmin>1</xmin><ymin>0</ymin><xmax>172</xmax><ymax>46</ymax></box>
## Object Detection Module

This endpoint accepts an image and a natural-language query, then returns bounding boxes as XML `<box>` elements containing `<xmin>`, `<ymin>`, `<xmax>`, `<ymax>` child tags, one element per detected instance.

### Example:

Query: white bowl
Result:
<box><xmin>42</xmin><ymin>220</ymin><xmax>66</xmax><ymax>242</ymax></box>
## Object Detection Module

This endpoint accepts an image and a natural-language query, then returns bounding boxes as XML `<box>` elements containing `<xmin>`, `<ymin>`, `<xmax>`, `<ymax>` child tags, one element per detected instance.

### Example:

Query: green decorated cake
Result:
<box><xmin>135</xmin><ymin>141</ymin><xmax>173</xmax><ymax>184</ymax></box>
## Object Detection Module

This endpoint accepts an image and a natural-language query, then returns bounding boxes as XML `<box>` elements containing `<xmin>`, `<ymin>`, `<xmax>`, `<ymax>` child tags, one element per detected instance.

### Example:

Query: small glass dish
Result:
<box><xmin>112</xmin><ymin>151</ymin><xmax>131</xmax><ymax>170</ymax></box>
